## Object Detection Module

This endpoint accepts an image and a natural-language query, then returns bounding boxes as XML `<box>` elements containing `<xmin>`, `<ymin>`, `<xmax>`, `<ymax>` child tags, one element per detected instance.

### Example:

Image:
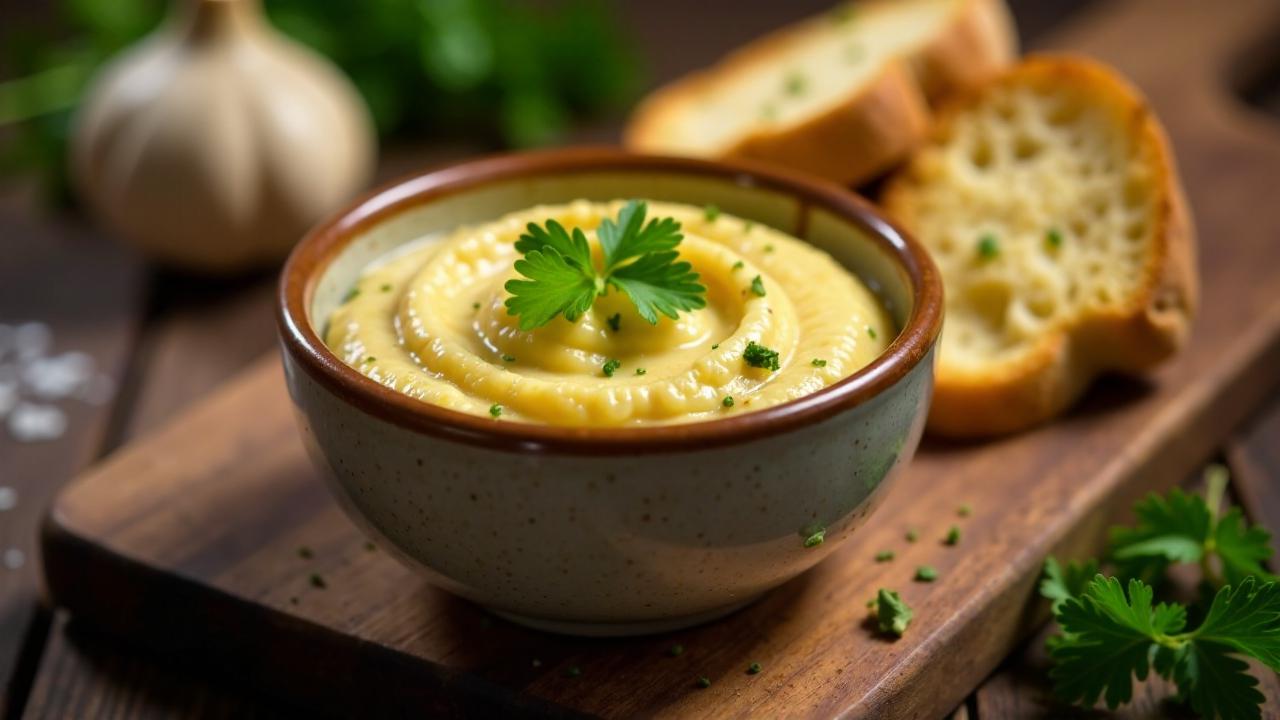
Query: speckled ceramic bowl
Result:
<box><xmin>277</xmin><ymin>148</ymin><xmax>943</xmax><ymax>636</ymax></box>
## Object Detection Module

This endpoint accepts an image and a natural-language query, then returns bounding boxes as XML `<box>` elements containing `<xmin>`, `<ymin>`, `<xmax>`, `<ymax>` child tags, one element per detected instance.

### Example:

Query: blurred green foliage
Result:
<box><xmin>0</xmin><ymin>0</ymin><xmax>643</xmax><ymax>203</ymax></box>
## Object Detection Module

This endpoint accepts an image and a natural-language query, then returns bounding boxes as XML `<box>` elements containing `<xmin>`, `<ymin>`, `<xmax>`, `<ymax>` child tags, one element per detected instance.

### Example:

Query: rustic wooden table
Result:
<box><xmin>3</xmin><ymin>1</ymin><xmax>1279</xmax><ymax>717</ymax></box>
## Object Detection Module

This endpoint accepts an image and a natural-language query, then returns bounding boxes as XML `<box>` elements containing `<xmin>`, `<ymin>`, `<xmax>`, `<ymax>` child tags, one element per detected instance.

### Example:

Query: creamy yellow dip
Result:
<box><xmin>325</xmin><ymin>200</ymin><xmax>892</xmax><ymax>426</ymax></box>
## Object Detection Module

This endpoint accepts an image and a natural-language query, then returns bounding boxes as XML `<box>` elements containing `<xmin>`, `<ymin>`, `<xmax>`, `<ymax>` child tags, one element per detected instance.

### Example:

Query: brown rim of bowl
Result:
<box><xmin>278</xmin><ymin>147</ymin><xmax>942</xmax><ymax>456</ymax></box>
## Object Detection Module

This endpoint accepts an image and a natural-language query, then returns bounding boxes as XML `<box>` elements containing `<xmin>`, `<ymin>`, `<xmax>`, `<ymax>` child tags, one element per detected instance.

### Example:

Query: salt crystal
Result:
<box><xmin>7</xmin><ymin>402</ymin><xmax>67</xmax><ymax>442</ymax></box>
<box><xmin>0</xmin><ymin>382</ymin><xmax>15</xmax><ymax>417</ymax></box>
<box><xmin>24</xmin><ymin>351</ymin><xmax>93</xmax><ymax>399</ymax></box>
<box><xmin>0</xmin><ymin>486</ymin><xmax>14</xmax><ymax>511</ymax></box>
<box><xmin>14</xmin><ymin>322</ymin><xmax>51</xmax><ymax>360</ymax></box>
<box><xmin>3</xmin><ymin>548</ymin><xmax>24</xmax><ymax>570</ymax></box>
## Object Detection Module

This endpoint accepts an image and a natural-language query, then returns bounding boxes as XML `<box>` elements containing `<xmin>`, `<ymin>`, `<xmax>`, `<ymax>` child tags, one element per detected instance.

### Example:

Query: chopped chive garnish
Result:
<box><xmin>977</xmin><ymin>233</ymin><xmax>999</xmax><ymax>259</ymax></box>
<box><xmin>915</xmin><ymin>565</ymin><xmax>938</xmax><ymax>582</ymax></box>
<box><xmin>606</xmin><ymin>313</ymin><xmax>621</xmax><ymax>332</ymax></box>
<box><xmin>750</xmin><ymin>275</ymin><xmax>766</xmax><ymax>297</ymax></box>
<box><xmin>868</xmin><ymin>327</ymin><xmax>878</xmax><ymax>339</ymax></box>
<box><xmin>489</xmin><ymin>404</ymin><xmax>503</xmax><ymax>418</ymax></box>
<box><xmin>811</xmin><ymin>358</ymin><xmax>827</xmax><ymax>367</ymax></box>
<box><xmin>744</xmin><ymin>341</ymin><xmax>780</xmax><ymax>371</ymax></box>
<box><xmin>704</xmin><ymin>204</ymin><xmax>720</xmax><ymax>222</ymax></box>
<box><xmin>875</xmin><ymin>550</ymin><xmax>895</xmax><ymax>562</ymax></box>
<box><xmin>1046</xmin><ymin>227</ymin><xmax>1064</xmax><ymax>248</ymax></box>
<box><xmin>944</xmin><ymin>526</ymin><xmax>961</xmax><ymax>546</ymax></box>
<box><xmin>602</xmin><ymin>358</ymin><xmax>622</xmax><ymax>377</ymax></box>
<box><xmin>722</xmin><ymin>396</ymin><xmax>734</xmax><ymax>408</ymax></box>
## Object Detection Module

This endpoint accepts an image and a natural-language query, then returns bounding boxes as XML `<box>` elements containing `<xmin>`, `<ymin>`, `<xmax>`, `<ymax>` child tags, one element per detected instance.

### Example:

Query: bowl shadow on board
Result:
<box><xmin>423</xmin><ymin>556</ymin><xmax>832</xmax><ymax>689</ymax></box>
<box><xmin>917</xmin><ymin>373</ymin><xmax>1159</xmax><ymax>457</ymax></box>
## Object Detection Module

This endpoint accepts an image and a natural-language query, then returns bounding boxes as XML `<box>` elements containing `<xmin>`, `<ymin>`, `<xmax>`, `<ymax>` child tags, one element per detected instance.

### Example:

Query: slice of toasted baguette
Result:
<box><xmin>623</xmin><ymin>0</ymin><xmax>1016</xmax><ymax>186</ymax></box>
<box><xmin>880</xmin><ymin>55</ymin><xmax>1197</xmax><ymax>437</ymax></box>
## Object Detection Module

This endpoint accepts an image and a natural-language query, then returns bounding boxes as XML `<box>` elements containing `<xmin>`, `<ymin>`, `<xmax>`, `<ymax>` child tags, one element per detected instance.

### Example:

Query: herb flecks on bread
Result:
<box><xmin>624</xmin><ymin>0</ymin><xmax>1016</xmax><ymax>186</ymax></box>
<box><xmin>882</xmin><ymin>55</ymin><xmax>1197</xmax><ymax>437</ymax></box>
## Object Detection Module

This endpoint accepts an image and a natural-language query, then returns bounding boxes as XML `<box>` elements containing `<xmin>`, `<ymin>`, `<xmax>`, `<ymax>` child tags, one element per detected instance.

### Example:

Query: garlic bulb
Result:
<box><xmin>71</xmin><ymin>0</ymin><xmax>376</xmax><ymax>272</ymax></box>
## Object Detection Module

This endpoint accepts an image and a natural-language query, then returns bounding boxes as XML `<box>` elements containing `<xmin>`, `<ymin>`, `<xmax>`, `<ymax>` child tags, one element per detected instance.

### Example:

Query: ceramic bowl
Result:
<box><xmin>277</xmin><ymin>148</ymin><xmax>943</xmax><ymax>636</ymax></box>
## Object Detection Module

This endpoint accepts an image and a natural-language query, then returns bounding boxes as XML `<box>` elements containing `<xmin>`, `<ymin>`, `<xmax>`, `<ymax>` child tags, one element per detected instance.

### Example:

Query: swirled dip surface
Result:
<box><xmin>324</xmin><ymin>200</ymin><xmax>892</xmax><ymax>425</ymax></box>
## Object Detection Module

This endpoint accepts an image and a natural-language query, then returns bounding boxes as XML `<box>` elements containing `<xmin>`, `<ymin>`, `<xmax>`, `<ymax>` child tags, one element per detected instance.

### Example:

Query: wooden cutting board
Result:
<box><xmin>40</xmin><ymin>1</ymin><xmax>1280</xmax><ymax>717</ymax></box>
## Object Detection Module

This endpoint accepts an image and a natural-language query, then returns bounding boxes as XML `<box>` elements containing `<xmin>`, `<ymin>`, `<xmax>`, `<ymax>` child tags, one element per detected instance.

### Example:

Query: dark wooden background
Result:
<box><xmin>3</xmin><ymin>0</ymin><xmax>1280</xmax><ymax>717</ymax></box>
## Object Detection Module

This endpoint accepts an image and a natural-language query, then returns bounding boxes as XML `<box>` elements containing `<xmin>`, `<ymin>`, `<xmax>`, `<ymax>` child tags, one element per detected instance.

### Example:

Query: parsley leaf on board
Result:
<box><xmin>875</xmin><ymin>588</ymin><xmax>913</xmax><ymax>637</ymax></box>
<box><xmin>1040</xmin><ymin>556</ymin><xmax>1099</xmax><ymax>611</ymax></box>
<box><xmin>504</xmin><ymin>200</ymin><xmax>706</xmax><ymax>329</ymax></box>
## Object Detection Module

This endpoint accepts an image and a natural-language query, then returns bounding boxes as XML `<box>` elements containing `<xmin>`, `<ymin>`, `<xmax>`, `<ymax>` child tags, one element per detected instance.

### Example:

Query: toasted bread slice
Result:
<box><xmin>881</xmin><ymin>55</ymin><xmax>1197</xmax><ymax>437</ymax></box>
<box><xmin>623</xmin><ymin>0</ymin><xmax>1016</xmax><ymax>186</ymax></box>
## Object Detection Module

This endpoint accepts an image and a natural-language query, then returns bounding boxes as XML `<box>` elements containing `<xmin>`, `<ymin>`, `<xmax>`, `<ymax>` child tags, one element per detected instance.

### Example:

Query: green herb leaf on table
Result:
<box><xmin>504</xmin><ymin>201</ymin><xmax>707</xmax><ymax>329</ymax></box>
<box><xmin>1040</xmin><ymin>556</ymin><xmax>1100</xmax><ymax>610</ymax></box>
<box><xmin>875</xmin><ymin>589</ymin><xmax>913</xmax><ymax>637</ymax></box>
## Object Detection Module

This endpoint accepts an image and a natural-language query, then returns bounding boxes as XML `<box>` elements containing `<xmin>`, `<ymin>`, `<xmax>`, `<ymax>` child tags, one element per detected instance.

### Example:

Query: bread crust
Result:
<box><xmin>623</xmin><ymin>0</ymin><xmax>1016</xmax><ymax>187</ymax></box>
<box><xmin>881</xmin><ymin>55</ymin><xmax>1198</xmax><ymax>437</ymax></box>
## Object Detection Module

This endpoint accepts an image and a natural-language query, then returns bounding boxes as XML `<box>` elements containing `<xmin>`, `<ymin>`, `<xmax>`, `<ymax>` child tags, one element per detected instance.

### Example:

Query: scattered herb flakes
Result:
<box><xmin>309</xmin><ymin>573</ymin><xmax>327</xmax><ymax>589</ymax></box>
<box><xmin>876</xmin><ymin>589</ymin><xmax>913</xmax><ymax>637</ymax></box>
<box><xmin>501</xmin><ymin>354</ymin><xmax>516</xmax><ymax>362</ymax></box>
<box><xmin>704</xmin><ymin>204</ymin><xmax>720</xmax><ymax>222</ymax></box>
<box><xmin>343</xmin><ymin>287</ymin><xmax>360</xmax><ymax>303</ymax></box>
<box><xmin>744</xmin><ymin>341</ymin><xmax>780</xmax><ymax>371</ymax></box>
<box><xmin>750</xmin><ymin>275</ymin><xmax>767</xmax><ymax>297</ymax></box>
<box><xmin>915</xmin><ymin>565</ymin><xmax>938</xmax><ymax>582</ymax></box>
<box><xmin>867</xmin><ymin>327</ymin><xmax>878</xmax><ymax>340</ymax></box>
<box><xmin>944</xmin><ymin>526</ymin><xmax>961</xmax><ymax>546</ymax></box>
<box><xmin>783</xmin><ymin>71</ymin><xmax>807</xmax><ymax>96</ymax></box>
<box><xmin>747</xmin><ymin>662</ymin><xmax>762</xmax><ymax>675</ymax></box>
<box><xmin>711</xmin><ymin>343</ymin><xmax>720</xmax><ymax>350</ymax></box>
<box><xmin>696</xmin><ymin>676</ymin><xmax>712</xmax><ymax>689</ymax></box>
<box><xmin>722</xmin><ymin>395</ymin><xmax>735</xmax><ymax>408</ymax></box>
<box><xmin>875</xmin><ymin>550</ymin><xmax>895</xmax><ymax>563</ymax></box>
<box><xmin>380</xmin><ymin>283</ymin><xmax>393</xmax><ymax>292</ymax></box>
<box><xmin>1046</xmin><ymin>227</ymin><xmax>1064</xmax><ymax>249</ymax></box>
<box><xmin>957</xmin><ymin>503</ymin><xmax>973</xmax><ymax>518</ymax></box>
<box><xmin>635</xmin><ymin>368</ymin><xmax>647</xmax><ymax>376</ymax></box>
<box><xmin>297</xmin><ymin>546</ymin><xmax>313</xmax><ymax>560</ymax></box>
<box><xmin>811</xmin><ymin>358</ymin><xmax>828</xmax><ymax>367</ymax></box>
<box><xmin>489</xmin><ymin>404</ymin><xmax>503</xmax><ymax>418</ymax></box>
<box><xmin>804</xmin><ymin>528</ymin><xmax>826</xmax><ymax>548</ymax></box>
<box><xmin>473</xmin><ymin>302</ymin><xmax>482</xmax><ymax>311</ymax></box>
<box><xmin>764</xmin><ymin>244</ymin><xmax>775</xmax><ymax>253</ymax></box>
<box><xmin>565</xmin><ymin>666</ymin><xmax>582</xmax><ymax>678</ymax></box>
<box><xmin>668</xmin><ymin>644</ymin><xmax>685</xmax><ymax>657</ymax></box>
<box><xmin>905</xmin><ymin>528</ymin><xmax>919</xmax><ymax>543</ymax></box>
<box><xmin>731</xmin><ymin>260</ymin><xmax>745</xmax><ymax>271</ymax></box>
<box><xmin>361</xmin><ymin>356</ymin><xmax>376</xmax><ymax>364</ymax></box>
<box><xmin>606</xmin><ymin>313</ymin><xmax>622</xmax><ymax>332</ymax></box>
<box><xmin>977</xmin><ymin>233</ymin><xmax>1000</xmax><ymax>259</ymax></box>
<box><xmin>602</xmin><ymin>358</ymin><xmax>622</xmax><ymax>377</ymax></box>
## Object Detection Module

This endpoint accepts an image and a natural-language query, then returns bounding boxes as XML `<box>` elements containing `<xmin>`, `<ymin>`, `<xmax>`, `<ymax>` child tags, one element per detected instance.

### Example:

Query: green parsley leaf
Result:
<box><xmin>743</xmin><ymin>341</ymin><xmax>780</xmax><ymax>371</ymax></box>
<box><xmin>803</xmin><ymin>527</ymin><xmax>825</xmax><ymax>548</ymax></box>
<box><xmin>380</xmin><ymin>283</ymin><xmax>393</xmax><ymax>292</ymax></box>
<box><xmin>811</xmin><ymin>358</ymin><xmax>827</xmax><ymax>367</ymax></box>
<box><xmin>747</xmin><ymin>661</ymin><xmax>762</xmax><ymax>675</ymax></box>
<box><xmin>1046</xmin><ymin>227</ymin><xmax>1064</xmax><ymax>248</ymax></box>
<box><xmin>722</xmin><ymin>395</ymin><xmax>734</xmax><ymax>408</ymax></box>
<box><xmin>606</xmin><ymin>313</ymin><xmax>621</xmax><ymax>332</ymax></box>
<box><xmin>750</xmin><ymin>275</ymin><xmax>766</xmax><ymax>297</ymax></box>
<box><xmin>696</xmin><ymin>676</ymin><xmax>711</xmax><ymax>688</ymax></box>
<box><xmin>489</xmin><ymin>404</ymin><xmax>502</xmax><ymax>418</ymax></box>
<box><xmin>501</xmin><ymin>354</ymin><xmax>516</xmax><ymax>362</ymax></box>
<box><xmin>1040</xmin><ymin>556</ymin><xmax>1100</xmax><ymax>611</ymax></box>
<box><xmin>602</xmin><ymin>359</ymin><xmax>621</xmax><ymax>377</ymax></box>
<box><xmin>783</xmin><ymin>71</ymin><xmax>806</xmax><ymax>96</ymax></box>
<box><xmin>731</xmin><ymin>260</ymin><xmax>744</xmax><ymax>271</ymax></box>
<box><xmin>343</xmin><ymin>287</ymin><xmax>360</xmax><ymax>303</ymax></box>
<box><xmin>505</xmin><ymin>201</ymin><xmax>707</xmax><ymax>329</ymax></box>
<box><xmin>635</xmin><ymin>367</ymin><xmax>646</xmax><ymax>376</ymax></box>
<box><xmin>944</xmin><ymin>526</ymin><xmax>961</xmax><ymax>546</ymax></box>
<box><xmin>915</xmin><ymin>565</ymin><xmax>938</xmax><ymax>582</ymax></box>
<box><xmin>876</xmin><ymin>589</ymin><xmax>913</xmax><ymax>637</ymax></box>
<box><xmin>703</xmin><ymin>204</ymin><xmax>720</xmax><ymax>222</ymax></box>
<box><xmin>875</xmin><ymin>550</ymin><xmax>894</xmax><ymax>562</ymax></box>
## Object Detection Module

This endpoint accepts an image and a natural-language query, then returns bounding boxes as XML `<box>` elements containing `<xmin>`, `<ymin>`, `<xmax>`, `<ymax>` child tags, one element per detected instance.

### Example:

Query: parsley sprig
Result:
<box><xmin>1041</xmin><ymin>465</ymin><xmax>1279</xmax><ymax>719</ymax></box>
<box><xmin>503</xmin><ymin>201</ymin><xmax>707</xmax><ymax>330</ymax></box>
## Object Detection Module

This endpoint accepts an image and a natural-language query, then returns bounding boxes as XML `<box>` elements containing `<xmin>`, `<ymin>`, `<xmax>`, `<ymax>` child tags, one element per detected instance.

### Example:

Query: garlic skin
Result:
<box><xmin>71</xmin><ymin>0</ymin><xmax>376</xmax><ymax>273</ymax></box>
